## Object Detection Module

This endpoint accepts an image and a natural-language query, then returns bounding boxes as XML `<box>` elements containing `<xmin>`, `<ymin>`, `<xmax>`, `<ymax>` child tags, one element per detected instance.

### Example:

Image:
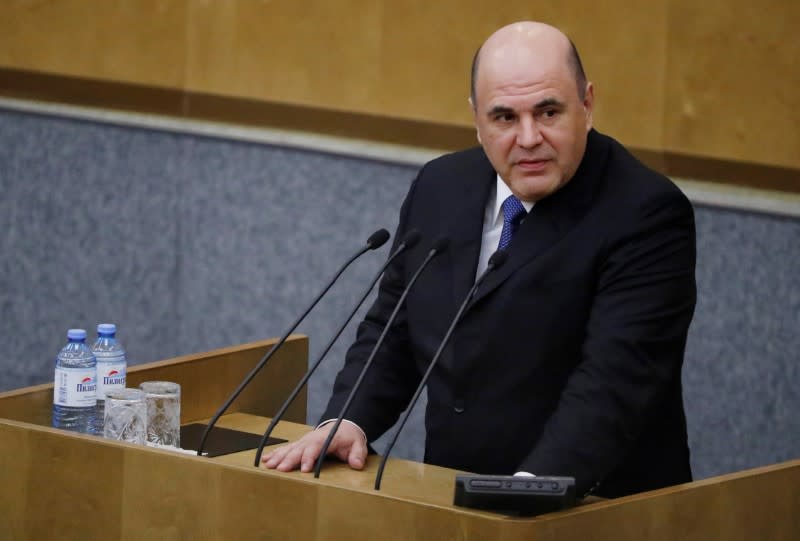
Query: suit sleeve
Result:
<box><xmin>518</xmin><ymin>186</ymin><xmax>697</xmax><ymax>495</ymax></box>
<box><xmin>319</xmin><ymin>169</ymin><xmax>426</xmax><ymax>441</ymax></box>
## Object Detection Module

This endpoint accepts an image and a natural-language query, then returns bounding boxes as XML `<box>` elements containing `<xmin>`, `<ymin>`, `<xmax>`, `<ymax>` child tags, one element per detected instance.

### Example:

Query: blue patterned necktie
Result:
<box><xmin>498</xmin><ymin>195</ymin><xmax>527</xmax><ymax>250</ymax></box>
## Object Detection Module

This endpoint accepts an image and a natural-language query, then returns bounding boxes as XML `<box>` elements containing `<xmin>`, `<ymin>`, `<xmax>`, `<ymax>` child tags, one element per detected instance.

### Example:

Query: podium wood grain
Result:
<box><xmin>1</xmin><ymin>337</ymin><xmax>798</xmax><ymax>540</ymax></box>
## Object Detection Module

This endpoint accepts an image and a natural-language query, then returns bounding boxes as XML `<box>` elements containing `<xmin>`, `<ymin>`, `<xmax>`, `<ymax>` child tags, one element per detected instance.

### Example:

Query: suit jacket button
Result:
<box><xmin>453</xmin><ymin>399</ymin><xmax>465</xmax><ymax>413</ymax></box>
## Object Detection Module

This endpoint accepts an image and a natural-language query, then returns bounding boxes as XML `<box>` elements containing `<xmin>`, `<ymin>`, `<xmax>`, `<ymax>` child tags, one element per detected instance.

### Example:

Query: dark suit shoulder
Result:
<box><xmin>415</xmin><ymin>147</ymin><xmax>494</xmax><ymax>188</ymax></box>
<box><xmin>600</xmin><ymin>132</ymin><xmax>689</xmax><ymax>206</ymax></box>
<box><xmin>424</xmin><ymin>146</ymin><xmax>489</xmax><ymax>170</ymax></box>
<box><xmin>586</xmin><ymin>132</ymin><xmax>694</xmax><ymax>231</ymax></box>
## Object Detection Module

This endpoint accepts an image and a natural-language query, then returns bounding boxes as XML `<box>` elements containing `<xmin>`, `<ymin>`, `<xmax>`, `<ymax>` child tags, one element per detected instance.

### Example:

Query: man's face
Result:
<box><xmin>472</xmin><ymin>48</ymin><xmax>594</xmax><ymax>202</ymax></box>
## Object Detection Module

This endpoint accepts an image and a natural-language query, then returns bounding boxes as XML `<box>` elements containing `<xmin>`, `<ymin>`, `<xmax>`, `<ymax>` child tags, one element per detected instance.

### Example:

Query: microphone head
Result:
<box><xmin>487</xmin><ymin>250</ymin><xmax>509</xmax><ymax>269</ymax></box>
<box><xmin>366</xmin><ymin>229</ymin><xmax>391</xmax><ymax>250</ymax></box>
<box><xmin>401</xmin><ymin>229</ymin><xmax>422</xmax><ymax>250</ymax></box>
<box><xmin>430</xmin><ymin>237</ymin><xmax>450</xmax><ymax>255</ymax></box>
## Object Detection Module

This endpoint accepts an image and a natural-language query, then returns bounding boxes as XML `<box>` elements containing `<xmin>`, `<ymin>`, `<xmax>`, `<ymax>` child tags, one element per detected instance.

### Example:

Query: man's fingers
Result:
<box><xmin>275</xmin><ymin>444</ymin><xmax>308</xmax><ymax>472</ymax></box>
<box><xmin>347</xmin><ymin>443</ymin><xmax>366</xmax><ymax>470</ymax></box>
<box><xmin>331</xmin><ymin>436</ymin><xmax>366</xmax><ymax>470</ymax></box>
<box><xmin>262</xmin><ymin>429</ymin><xmax>327</xmax><ymax>471</ymax></box>
<box><xmin>299</xmin><ymin>440</ymin><xmax>325</xmax><ymax>473</ymax></box>
<box><xmin>260</xmin><ymin>423</ymin><xmax>367</xmax><ymax>472</ymax></box>
<box><xmin>262</xmin><ymin>443</ymin><xmax>300</xmax><ymax>471</ymax></box>
<box><xmin>261</xmin><ymin>443</ymin><xmax>292</xmax><ymax>468</ymax></box>
<box><xmin>262</xmin><ymin>438</ymin><xmax>313</xmax><ymax>471</ymax></box>
<box><xmin>347</xmin><ymin>428</ymin><xmax>368</xmax><ymax>469</ymax></box>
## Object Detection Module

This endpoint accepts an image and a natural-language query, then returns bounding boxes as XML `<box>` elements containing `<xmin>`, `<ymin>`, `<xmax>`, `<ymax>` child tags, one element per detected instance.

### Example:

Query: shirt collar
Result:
<box><xmin>492</xmin><ymin>175</ymin><xmax>535</xmax><ymax>224</ymax></box>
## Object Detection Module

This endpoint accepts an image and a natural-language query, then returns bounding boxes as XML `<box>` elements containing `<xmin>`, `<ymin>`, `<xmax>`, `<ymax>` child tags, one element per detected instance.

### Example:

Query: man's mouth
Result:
<box><xmin>516</xmin><ymin>158</ymin><xmax>550</xmax><ymax>171</ymax></box>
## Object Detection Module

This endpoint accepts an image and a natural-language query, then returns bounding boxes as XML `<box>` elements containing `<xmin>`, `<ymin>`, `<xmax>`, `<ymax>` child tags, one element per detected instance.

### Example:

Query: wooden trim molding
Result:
<box><xmin>2</xmin><ymin>67</ymin><xmax>798</xmax><ymax>195</ymax></box>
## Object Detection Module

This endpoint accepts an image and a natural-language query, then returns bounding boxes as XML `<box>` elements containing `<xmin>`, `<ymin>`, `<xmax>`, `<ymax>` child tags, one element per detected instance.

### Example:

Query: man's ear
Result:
<box><xmin>582</xmin><ymin>82</ymin><xmax>595</xmax><ymax>131</ymax></box>
<box><xmin>469</xmin><ymin>97</ymin><xmax>482</xmax><ymax>144</ymax></box>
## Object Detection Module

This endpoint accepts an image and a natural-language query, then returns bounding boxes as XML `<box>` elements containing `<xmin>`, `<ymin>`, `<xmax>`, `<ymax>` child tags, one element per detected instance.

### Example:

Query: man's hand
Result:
<box><xmin>260</xmin><ymin>421</ymin><xmax>368</xmax><ymax>473</ymax></box>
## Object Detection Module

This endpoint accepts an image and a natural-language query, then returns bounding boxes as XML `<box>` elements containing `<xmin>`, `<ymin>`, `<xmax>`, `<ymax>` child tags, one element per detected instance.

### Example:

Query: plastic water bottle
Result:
<box><xmin>52</xmin><ymin>329</ymin><xmax>97</xmax><ymax>434</ymax></box>
<box><xmin>92</xmin><ymin>323</ymin><xmax>127</xmax><ymax>434</ymax></box>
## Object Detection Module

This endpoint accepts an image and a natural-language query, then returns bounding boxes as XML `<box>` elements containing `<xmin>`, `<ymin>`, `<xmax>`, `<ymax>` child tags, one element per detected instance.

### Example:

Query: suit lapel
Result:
<box><xmin>446</xmin><ymin>154</ymin><xmax>495</xmax><ymax>311</ymax></box>
<box><xmin>470</xmin><ymin>200</ymin><xmax>562</xmax><ymax>304</ymax></box>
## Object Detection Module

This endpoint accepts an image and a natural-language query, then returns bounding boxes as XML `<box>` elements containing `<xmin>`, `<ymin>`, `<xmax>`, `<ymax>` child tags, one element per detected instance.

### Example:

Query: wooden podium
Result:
<box><xmin>1</xmin><ymin>336</ymin><xmax>797</xmax><ymax>540</ymax></box>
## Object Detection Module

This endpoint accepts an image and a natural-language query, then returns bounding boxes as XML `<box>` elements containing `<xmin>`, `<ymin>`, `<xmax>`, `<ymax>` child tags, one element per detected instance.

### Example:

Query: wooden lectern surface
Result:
<box><xmin>1</xmin><ymin>337</ymin><xmax>798</xmax><ymax>540</ymax></box>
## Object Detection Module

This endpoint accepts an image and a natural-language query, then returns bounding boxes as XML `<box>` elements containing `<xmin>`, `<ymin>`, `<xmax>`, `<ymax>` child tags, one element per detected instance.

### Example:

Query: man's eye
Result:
<box><xmin>494</xmin><ymin>113</ymin><xmax>515</xmax><ymax>122</ymax></box>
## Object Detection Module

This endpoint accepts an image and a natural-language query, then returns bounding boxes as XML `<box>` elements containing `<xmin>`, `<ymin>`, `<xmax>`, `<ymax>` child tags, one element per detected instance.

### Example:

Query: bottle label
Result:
<box><xmin>96</xmin><ymin>361</ymin><xmax>127</xmax><ymax>401</ymax></box>
<box><xmin>53</xmin><ymin>366</ymin><xmax>97</xmax><ymax>407</ymax></box>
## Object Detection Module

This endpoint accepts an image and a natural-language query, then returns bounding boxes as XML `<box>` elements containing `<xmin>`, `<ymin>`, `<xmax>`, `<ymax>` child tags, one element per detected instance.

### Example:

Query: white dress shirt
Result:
<box><xmin>475</xmin><ymin>176</ymin><xmax>535</xmax><ymax>279</ymax></box>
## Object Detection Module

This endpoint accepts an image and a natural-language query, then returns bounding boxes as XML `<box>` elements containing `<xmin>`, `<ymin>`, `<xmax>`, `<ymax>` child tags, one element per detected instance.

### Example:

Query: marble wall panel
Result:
<box><xmin>3</xmin><ymin>0</ymin><xmax>798</xmax><ymax>170</ymax></box>
<box><xmin>664</xmin><ymin>0</ymin><xmax>800</xmax><ymax>169</ymax></box>
<box><xmin>185</xmin><ymin>0</ymin><xmax>384</xmax><ymax>110</ymax></box>
<box><xmin>0</xmin><ymin>0</ymin><xmax>188</xmax><ymax>88</ymax></box>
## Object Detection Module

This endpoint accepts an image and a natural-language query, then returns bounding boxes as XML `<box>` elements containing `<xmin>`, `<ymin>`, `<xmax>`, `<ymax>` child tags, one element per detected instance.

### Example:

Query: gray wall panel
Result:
<box><xmin>0</xmin><ymin>112</ymin><xmax>180</xmax><ymax>388</ymax></box>
<box><xmin>684</xmin><ymin>208</ymin><xmax>799</xmax><ymax>478</ymax></box>
<box><xmin>1</xmin><ymin>107</ymin><xmax>797</xmax><ymax>478</ymax></box>
<box><xmin>174</xmin><ymin>136</ymin><xmax>425</xmax><ymax>456</ymax></box>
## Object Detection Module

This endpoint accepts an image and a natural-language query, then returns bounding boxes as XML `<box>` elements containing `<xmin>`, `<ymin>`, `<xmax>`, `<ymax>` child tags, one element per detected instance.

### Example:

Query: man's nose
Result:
<box><xmin>516</xmin><ymin>117</ymin><xmax>543</xmax><ymax>148</ymax></box>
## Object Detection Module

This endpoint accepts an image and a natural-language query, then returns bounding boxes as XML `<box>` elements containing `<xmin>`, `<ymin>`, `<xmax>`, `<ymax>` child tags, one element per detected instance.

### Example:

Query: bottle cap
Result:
<box><xmin>67</xmin><ymin>329</ymin><xmax>87</xmax><ymax>340</ymax></box>
<box><xmin>97</xmin><ymin>323</ymin><xmax>117</xmax><ymax>335</ymax></box>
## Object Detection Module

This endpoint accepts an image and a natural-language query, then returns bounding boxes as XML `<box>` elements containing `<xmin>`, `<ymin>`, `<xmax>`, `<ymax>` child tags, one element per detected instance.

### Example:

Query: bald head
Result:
<box><xmin>467</xmin><ymin>21</ymin><xmax>595</xmax><ymax>203</ymax></box>
<box><xmin>470</xmin><ymin>22</ymin><xmax>587</xmax><ymax>105</ymax></box>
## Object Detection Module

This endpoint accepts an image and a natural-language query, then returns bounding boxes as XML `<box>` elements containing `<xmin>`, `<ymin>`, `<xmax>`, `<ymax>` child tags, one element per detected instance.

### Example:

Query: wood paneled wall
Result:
<box><xmin>1</xmin><ymin>0</ymin><xmax>798</xmax><ymax>185</ymax></box>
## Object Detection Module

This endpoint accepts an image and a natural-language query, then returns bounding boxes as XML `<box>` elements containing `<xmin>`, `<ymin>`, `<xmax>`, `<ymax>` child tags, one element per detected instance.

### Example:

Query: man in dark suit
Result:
<box><xmin>263</xmin><ymin>21</ymin><xmax>696</xmax><ymax>498</ymax></box>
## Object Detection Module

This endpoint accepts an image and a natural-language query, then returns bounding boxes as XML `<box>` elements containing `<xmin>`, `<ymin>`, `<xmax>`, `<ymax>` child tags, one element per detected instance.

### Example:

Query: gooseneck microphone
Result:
<box><xmin>313</xmin><ymin>237</ymin><xmax>450</xmax><ymax>478</ymax></box>
<box><xmin>196</xmin><ymin>228</ymin><xmax>390</xmax><ymax>457</ymax></box>
<box><xmin>374</xmin><ymin>249</ymin><xmax>509</xmax><ymax>490</ymax></box>
<box><xmin>253</xmin><ymin>230</ymin><xmax>422</xmax><ymax>466</ymax></box>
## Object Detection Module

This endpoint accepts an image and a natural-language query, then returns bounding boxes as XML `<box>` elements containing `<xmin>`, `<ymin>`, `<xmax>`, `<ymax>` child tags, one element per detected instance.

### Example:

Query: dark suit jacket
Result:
<box><xmin>323</xmin><ymin>129</ymin><xmax>696</xmax><ymax>498</ymax></box>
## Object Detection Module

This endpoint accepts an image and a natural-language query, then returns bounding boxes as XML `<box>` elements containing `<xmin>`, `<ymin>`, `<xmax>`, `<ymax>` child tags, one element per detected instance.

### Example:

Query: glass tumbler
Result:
<box><xmin>139</xmin><ymin>381</ymin><xmax>181</xmax><ymax>448</ymax></box>
<box><xmin>103</xmin><ymin>388</ymin><xmax>147</xmax><ymax>444</ymax></box>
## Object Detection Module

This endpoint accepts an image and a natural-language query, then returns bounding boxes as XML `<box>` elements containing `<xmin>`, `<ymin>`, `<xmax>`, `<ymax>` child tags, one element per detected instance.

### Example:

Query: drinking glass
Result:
<box><xmin>103</xmin><ymin>388</ymin><xmax>147</xmax><ymax>444</ymax></box>
<box><xmin>139</xmin><ymin>381</ymin><xmax>181</xmax><ymax>448</ymax></box>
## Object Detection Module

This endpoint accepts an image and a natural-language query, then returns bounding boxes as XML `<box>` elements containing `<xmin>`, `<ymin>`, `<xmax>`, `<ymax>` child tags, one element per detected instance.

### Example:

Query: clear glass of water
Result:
<box><xmin>103</xmin><ymin>388</ymin><xmax>147</xmax><ymax>444</ymax></box>
<box><xmin>139</xmin><ymin>381</ymin><xmax>181</xmax><ymax>448</ymax></box>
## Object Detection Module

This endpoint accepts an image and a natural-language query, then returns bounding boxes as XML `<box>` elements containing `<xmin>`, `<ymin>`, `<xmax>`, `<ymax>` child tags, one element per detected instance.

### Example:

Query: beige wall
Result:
<box><xmin>1</xmin><ymin>0</ymin><xmax>798</xmax><ymax>174</ymax></box>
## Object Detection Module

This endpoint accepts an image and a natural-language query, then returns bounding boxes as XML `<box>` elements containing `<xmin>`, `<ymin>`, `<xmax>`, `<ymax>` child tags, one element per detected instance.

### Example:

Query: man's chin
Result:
<box><xmin>509</xmin><ymin>175</ymin><xmax>560</xmax><ymax>203</ymax></box>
